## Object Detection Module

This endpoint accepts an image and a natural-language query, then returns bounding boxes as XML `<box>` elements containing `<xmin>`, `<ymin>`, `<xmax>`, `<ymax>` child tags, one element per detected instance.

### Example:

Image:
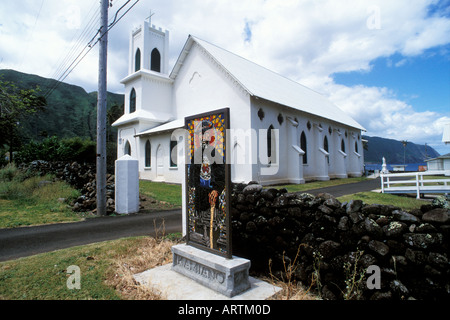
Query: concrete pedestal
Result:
<box><xmin>171</xmin><ymin>244</ymin><xmax>251</xmax><ymax>297</ymax></box>
<box><xmin>115</xmin><ymin>155</ymin><xmax>139</xmax><ymax>214</ymax></box>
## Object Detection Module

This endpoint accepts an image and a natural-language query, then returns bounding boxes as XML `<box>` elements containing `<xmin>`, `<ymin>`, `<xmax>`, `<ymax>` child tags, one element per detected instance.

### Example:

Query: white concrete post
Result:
<box><xmin>115</xmin><ymin>155</ymin><xmax>140</xmax><ymax>214</ymax></box>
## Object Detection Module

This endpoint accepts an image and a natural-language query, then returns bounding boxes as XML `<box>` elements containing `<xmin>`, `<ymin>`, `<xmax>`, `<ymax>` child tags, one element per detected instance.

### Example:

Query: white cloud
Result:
<box><xmin>0</xmin><ymin>0</ymin><xmax>449</xmax><ymax>153</ymax></box>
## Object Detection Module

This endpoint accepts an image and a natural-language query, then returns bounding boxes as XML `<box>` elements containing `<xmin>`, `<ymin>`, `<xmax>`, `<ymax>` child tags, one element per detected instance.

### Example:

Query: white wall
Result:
<box><xmin>172</xmin><ymin>42</ymin><xmax>253</xmax><ymax>183</ymax></box>
<box><xmin>249</xmin><ymin>98</ymin><xmax>364</xmax><ymax>184</ymax></box>
<box><xmin>138</xmin><ymin>132</ymin><xmax>183</xmax><ymax>184</ymax></box>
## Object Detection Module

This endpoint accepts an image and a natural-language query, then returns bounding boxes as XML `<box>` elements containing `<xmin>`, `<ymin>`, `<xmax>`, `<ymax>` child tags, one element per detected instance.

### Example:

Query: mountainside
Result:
<box><xmin>0</xmin><ymin>69</ymin><xmax>124</xmax><ymax>142</ymax></box>
<box><xmin>363</xmin><ymin>135</ymin><xmax>440</xmax><ymax>164</ymax></box>
<box><xmin>1</xmin><ymin>70</ymin><xmax>441</xmax><ymax>165</ymax></box>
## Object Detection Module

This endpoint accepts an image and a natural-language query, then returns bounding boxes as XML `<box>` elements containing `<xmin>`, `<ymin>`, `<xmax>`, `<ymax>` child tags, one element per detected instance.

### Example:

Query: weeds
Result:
<box><xmin>342</xmin><ymin>250</ymin><xmax>367</xmax><ymax>300</ymax></box>
<box><xmin>268</xmin><ymin>244</ymin><xmax>318</xmax><ymax>300</ymax></box>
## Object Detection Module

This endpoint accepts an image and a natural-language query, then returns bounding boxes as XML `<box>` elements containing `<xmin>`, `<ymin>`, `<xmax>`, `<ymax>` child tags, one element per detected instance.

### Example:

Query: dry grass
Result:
<box><xmin>106</xmin><ymin>233</ymin><xmax>318</xmax><ymax>300</ymax></box>
<box><xmin>105</xmin><ymin>222</ymin><xmax>180</xmax><ymax>300</ymax></box>
<box><xmin>106</xmin><ymin>237</ymin><xmax>174</xmax><ymax>300</ymax></box>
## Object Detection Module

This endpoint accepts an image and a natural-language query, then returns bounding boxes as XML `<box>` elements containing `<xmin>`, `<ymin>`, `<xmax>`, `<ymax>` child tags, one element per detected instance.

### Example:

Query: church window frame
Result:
<box><xmin>300</xmin><ymin>131</ymin><xmax>307</xmax><ymax>164</ymax></box>
<box><xmin>341</xmin><ymin>139</ymin><xmax>346</xmax><ymax>153</ymax></box>
<box><xmin>267</xmin><ymin>125</ymin><xmax>277</xmax><ymax>165</ymax></box>
<box><xmin>145</xmin><ymin>140</ymin><xmax>151</xmax><ymax>168</ymax></box>
<box><xmin>151</xmin><ymin>48</ymin><xmax>161</xmax><ymax>72</ymax></box>
<box><xmin>169</xmin><ymin>139</ymin><xmax>178</xmax><ymax>168</ymax></box>
<box><xmin>324</xmin><ymin>135</ymin><xmax>330</xmax><ymax>164</ymax></box>
<box><xmin>129</xmin><ymin>88</ymin><xmax>136</xmax><ymax>113</ymax></box>
<box><xmin>135</xmin><ymin>48</ymin><xmax>141</xmax><ymax>72</ymax></box>
<box><xmin>124</xmin><ymin>140</ymin><xmax>131</xmax><ymax>156</ymax></box>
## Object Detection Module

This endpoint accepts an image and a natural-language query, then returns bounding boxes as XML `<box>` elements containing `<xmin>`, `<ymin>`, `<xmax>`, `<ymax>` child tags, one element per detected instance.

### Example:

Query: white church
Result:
<box><xmin>112</xmin><ymin>17</ymin><xmax>366</xmax><ymax>185</ymax></box>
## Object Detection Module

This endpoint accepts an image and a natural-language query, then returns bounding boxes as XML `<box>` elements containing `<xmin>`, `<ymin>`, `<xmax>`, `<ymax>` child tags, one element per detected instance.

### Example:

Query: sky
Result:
<box><xmin>0</xmin><ymin>0</ymin><xmax>449</xmax><ymax>156</ymax></box>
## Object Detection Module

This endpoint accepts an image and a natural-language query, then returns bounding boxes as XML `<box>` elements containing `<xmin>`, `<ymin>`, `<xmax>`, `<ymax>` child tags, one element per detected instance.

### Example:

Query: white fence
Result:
<box><xmin>380</xmin><ymin>171</ymin><xmax>450</xmax><ymax>199</ymax></box>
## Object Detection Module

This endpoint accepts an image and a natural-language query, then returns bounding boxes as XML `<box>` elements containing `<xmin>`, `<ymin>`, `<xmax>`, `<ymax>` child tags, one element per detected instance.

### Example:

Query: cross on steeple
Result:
<box><xmin>146</xmin><ymin>10</ymin><xmax>155</xmax><ymax>24</ymax></box>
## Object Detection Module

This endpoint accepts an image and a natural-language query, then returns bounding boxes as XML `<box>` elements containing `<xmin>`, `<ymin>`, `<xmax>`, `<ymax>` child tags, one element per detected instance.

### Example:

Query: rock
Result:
<box><xmin>360</xmin><ymin>254</ymin><xmax>378</xmax><ymax>268</ymax></box>
<box><xmin>319</xmin><ymin>204</ymin><xmax>334</xmax><ymax>215</ymax></box>
<box><xmin>348</xmin><ymin>211</ymin><xmax>364</xmax><ymax>224</ymax></box>
<box><xmin>243</xmin><ymin>184</ymin><xmax>263</xmax><ymax>195</ymax></box>
<box><xmin>422</xmin><ymin>208</ymin><xmax>449</xmax><ymax>224</ymax></box>
<box><xmin>364</xmin><ymin>218</ymin><xmax>383</xmax><ymax>237</ymax></box>
<box><xmin>427</xmin><ymin>252</ymin><xmax>448</xmax><ymax>269</ymax></box>
<box><xmin>392</xmin><ymin>210</ymin><xmax>420</xmax><ymax>223</ymax></box>
<box><xmin>415</xmin><ymin>223</ymin><xmax>437</xmax><ymax>233</ymax></box>
<box><xmin>338</xmin><ymin>216</ymin><xmax>350</xmax><ymax>231</ymax></box>
<box><xmin>323</xmin><ymin>197</ymin><xmax>342</xmax><ymax>210</ymax></box>
<box><xmin>405</xmin><ymin>248</ymin><xmax>427</xmax><ymax>265</ymax></box>
<box><xmin>318</xmin><ymin>240</ymin><xmax>341</xmax><ymax>259</ymax></box>
<box><xmin>368</xmin><ymin>240</ymin><xmax>390</xmax><ymax>257</ymax></box>
<box><xmin>390</xmin><ymin>280</ymin><xmax>409</xmax><ymax>298</ymax></box>
<box><xmin>383</xmin><ymin>221</ymin><xmax>408</xmax><ymax>238</ymax></box>
<box><xmin>245</xmin><ymin>221</ymin><xmax>257</xmax><ymax>233</ymax></box>
<box><xmin>260</xmin><ymin>188</ymin><xmax>277</xmax><ymax>201</ymax></box>
<box><xmin>346</xmin><ymin>199</ymin><xmax>363</xmax><ymax>214</ymax></box>
<box><xmin>403</xmin><ymin>233</ymin><xmax>443</xmax><ymax>249</ymax></box>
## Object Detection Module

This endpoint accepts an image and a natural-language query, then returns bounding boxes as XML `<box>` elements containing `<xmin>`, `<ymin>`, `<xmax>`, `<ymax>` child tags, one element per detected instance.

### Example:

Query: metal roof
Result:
<box><xmin>171</xmin><ymin>35</ymin><xmax>365</xmax><ymax>131</ymax></box>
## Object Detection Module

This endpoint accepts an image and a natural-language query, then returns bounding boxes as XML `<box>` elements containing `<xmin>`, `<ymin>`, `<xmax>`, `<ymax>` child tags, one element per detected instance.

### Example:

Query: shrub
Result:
<box><xmin>15</xmin><ymin>136</ymin><xmax>96</xmax><ymax>164</ymax></box>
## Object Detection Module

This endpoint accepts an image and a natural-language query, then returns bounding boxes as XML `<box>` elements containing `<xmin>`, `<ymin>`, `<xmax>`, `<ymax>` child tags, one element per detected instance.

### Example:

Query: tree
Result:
<box><xmin>0</xmin><ymin>80</ymin><xmax>46</xmax><ymax>161</ymax></box>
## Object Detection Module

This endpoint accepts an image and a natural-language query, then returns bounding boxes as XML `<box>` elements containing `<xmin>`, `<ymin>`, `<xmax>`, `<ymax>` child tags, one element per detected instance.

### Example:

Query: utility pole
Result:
<box><xmin>96</xmin><ymin>0</ymin><xmax>109</xmax><ymax>216</ymax></box>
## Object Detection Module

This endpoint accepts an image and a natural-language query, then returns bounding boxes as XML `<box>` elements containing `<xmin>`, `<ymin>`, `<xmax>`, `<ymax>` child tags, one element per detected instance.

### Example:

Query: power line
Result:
<box><xmin>48</xmin><ymin>3</ymin><xmax>100</xmax><ymax>83</ymax></box>
<box><xmin>43</xmin><ymin>0</ymin><xmax>140</xmax><ymax>99</ymax></box>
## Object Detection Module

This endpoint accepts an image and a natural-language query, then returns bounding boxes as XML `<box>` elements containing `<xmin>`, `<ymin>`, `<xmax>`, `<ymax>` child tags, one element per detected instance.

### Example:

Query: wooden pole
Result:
<box><xmin>96</xmin><ymin>0</ymin><xmax>108</xmax><ymax>216</ymax></box>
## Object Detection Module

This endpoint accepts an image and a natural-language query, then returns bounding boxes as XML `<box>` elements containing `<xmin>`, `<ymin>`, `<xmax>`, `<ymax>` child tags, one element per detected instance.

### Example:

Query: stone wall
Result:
<box><xmin>19</xmin><ymin>161</ymin><xmax>115</xmax><ymax>214</ymax></box>
<box><xmin>231</xmin><ymin>182</ymin><xmax>449</xmax><ymax>300</ymax></box>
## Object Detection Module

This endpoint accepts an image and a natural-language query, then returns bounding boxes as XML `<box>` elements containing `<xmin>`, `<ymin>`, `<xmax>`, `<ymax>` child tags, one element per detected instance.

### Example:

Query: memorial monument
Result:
<box><xmin>171</xmin><ymin>108</ymin><xmax>252</xmax><ymax>297</ymax></box>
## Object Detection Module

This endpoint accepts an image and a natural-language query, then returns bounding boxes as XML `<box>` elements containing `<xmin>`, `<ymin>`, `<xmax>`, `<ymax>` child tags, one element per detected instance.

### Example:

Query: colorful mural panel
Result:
<box><xmin>185</xmin><ymin>108</ymin><xmax>231</xmax><ymax>258</ymax></box>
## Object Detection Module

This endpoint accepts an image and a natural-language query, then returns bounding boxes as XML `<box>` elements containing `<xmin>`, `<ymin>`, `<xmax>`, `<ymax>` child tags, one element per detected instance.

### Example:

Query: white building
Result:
<box><xmin>112</xmin><ymin>18</ymin><xmax>366</xmax><ymax>185</ymax></box>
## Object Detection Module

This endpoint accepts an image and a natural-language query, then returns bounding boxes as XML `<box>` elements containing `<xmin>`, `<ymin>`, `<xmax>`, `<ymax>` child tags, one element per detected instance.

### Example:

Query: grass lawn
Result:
<box><xmin>0</xmin><ymin>236</ymin><xmax>176</xmax><ymax>300</ymax></box>
<box><xmin>271</xmin><ymin>177</ymin><xmax>368</xmax><ymax>193</ymax></box>
<box><xmin>139</xmin><ymin>180</ymin><xmax>182</xmax><ymax>207</ymax></box>
<box><xmin>337</xmin><ymin>191</ymin><xmax>428</xmax><ymax>211</ymax></box>
<box><xmin>0</xmin><ymin>169</ymin><xmax>86</xmax><ymax>229</ymax></box>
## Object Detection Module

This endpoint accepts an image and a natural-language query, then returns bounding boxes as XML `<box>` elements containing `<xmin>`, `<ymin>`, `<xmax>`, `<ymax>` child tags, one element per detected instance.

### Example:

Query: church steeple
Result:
<box><xmin>129</xmin><ymin>15</ymin><xmax>169</xmax><ymax>75</ymax></box>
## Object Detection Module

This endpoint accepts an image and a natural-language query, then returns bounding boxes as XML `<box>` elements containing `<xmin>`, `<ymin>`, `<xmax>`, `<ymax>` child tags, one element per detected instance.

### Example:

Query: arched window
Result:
<box><xmin>129</xmin><ymin>88</ymin><xmax>136</xmax><ymax>113</ymax></box>
<box><xmin>124</xmin><ymin>141</ymin><xmax>131</xmax><ymax>156</ymax></box>
<box><xmin>170</xmin><ymin>139</ymin><xmax>177</xmax><ymax>168</ymax></box>
<box><xmin>341</xmin><ymin>139</ymin><xmax>346</xmax><ymax>153</ymax></box>
<box><xmin>300</xmin><ymin>131</ymin><xmax>307</xmax><ymax>164</ymax></box>
<box><xmin>145</xmin><ymin>140</ymin><xmax>151</xmax><ymax>167</ymax></box>
<box><xmin>324</xmin><ymin>136</ymin><xmax>329</xmax><ymax>164</ymax></box>
<box><xmin>151</xmin><ymin>48</ymin><xmax>161</xmax><ymax>72</ymax></box>
<box><xmin>355</xmin><ymin>141</ymin><xmax>359</xmax><ymax>153</ymax></box>
<box><xmin>135</xmin><ymin>48</ymin><xmax>141</xmax><ymax>72</ymax></box>
<box><xmin>267</xmin><ymin>125</ymin><xmax>276</xmax><ymax>165</ymax></box>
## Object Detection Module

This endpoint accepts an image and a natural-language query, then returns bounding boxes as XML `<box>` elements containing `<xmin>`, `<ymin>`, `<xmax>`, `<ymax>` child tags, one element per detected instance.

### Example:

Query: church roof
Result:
<box><xmin>172</xmin><ymin>35</ymin><xmax>365</xmax><ymax>131</ymax></box>
<box><xmin>112</xmin><ymin>109</ymin><xmax>173</xmax><ymax>127</ymax></box>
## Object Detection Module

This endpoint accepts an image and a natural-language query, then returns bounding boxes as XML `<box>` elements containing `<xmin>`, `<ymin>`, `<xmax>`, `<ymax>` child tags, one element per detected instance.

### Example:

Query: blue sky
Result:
<box><xmin>0</xmin><ymin>0</ymin><xmax>449</xmax><ymax>156</ymax></box>
<box><xmin>333</xmin><ymin>47</ymin><xmax>450</xmax><ymax>116</ymax></box>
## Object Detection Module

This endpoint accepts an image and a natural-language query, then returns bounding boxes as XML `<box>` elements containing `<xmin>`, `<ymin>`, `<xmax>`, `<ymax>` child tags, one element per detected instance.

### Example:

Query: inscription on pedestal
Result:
<box><xmin>171</xmin><ymin>244</ymin><xmax>251</xmax><ymax>297</ymax></box>
<box><xmin>174</xmin><ymin>254</ymin><xmax>226</xmax><ymax>284</ymax></box>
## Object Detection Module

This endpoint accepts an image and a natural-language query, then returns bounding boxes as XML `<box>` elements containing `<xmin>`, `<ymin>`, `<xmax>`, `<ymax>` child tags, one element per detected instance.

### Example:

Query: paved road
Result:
<box><xmin>0</xmin><ymin>209</ymin><xmax>182</xmax><ymax>262</ymax></box>
<box><xmin>301</xmin><ymin>177</ymin><xmax>382</xmax><ymax>197</ymax></box>
<box><xmin>0</xmin><ymin>178</ymin><xmax>381</xmax><ymax>262</ymax></box>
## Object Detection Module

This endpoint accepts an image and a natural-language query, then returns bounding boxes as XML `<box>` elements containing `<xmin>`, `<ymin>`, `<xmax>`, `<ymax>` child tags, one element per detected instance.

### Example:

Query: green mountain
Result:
<box><xmin>0</xmin><ymin>69</ymin><xmax>124</xmax><ymax>142</ymax></box>
<box><xmin>1</xmin><ymin>69</ymin><xmax>440</xmax><ymax>166</ymax></box>
<box><xmin>363</xmin><ymin>135</ymin><xmax>440</xmax><ymax>164</ymax></box>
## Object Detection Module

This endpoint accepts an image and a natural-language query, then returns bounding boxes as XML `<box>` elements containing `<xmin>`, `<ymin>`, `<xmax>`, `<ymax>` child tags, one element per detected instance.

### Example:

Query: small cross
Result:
<box><xmin>146</xmin><ymin>10</ymin><xmax>155</xmax><ymax>24</ymax></box>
